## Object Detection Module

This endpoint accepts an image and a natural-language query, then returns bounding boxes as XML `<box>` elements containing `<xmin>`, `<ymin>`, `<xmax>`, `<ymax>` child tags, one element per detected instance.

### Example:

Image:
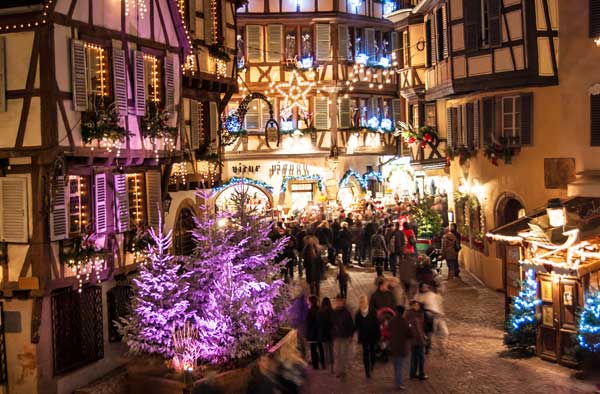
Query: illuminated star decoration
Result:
<box><xmin>271</xmin><ymin>70</ymin><xmax>317</xmax><ymax>116</ymax></box>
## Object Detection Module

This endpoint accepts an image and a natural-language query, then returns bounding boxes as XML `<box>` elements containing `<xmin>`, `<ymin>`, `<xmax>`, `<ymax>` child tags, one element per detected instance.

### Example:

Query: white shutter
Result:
<box><xmin>338</xmin><ymin>97</ymin><xmax>351</xmax><ymax>129</ymax></box>
<box><xmin>364</xmin><ymin>28</ymin><xmax>375</xmax><ymax>61</ymax></box>
<box><xmin>314</xmin><ymin>98</ymin><xmax>330</xmax><ymax>130</ymax></box>
<box><xmin>392</xmin><ymin>99</ymin><xmax>402</xmax><ymax>124</ymax></box>
<box><xmin>94</xmin><ymin>173</ymin><xmax>107</xmax><ymax>234</ymax></box>
<box><xmin>190</xmin><ymin>99</ymin><xmax>200</xmax><ymax>149</ymax></box>
<box><xmin>164</xmin><ymin>55</ymin><xmax>175</xmax><ymax>109</ymax></box>
<box><xmin>390</xmin><ymin>31</ymin><xmax>398</xmax><ymax>51</ymax></box>
<box><xmin>145</xmin><ymin>171</ymin><xmax>162</xmax><ymax>230</ymax></box>
<box><xmin>0</xmin><ymin>177</ymin><xmax>28</xmax><ymax>243</ymax></box>
<box><xmin>315</xmin><ymin>24</ymin><xmax>331</xmax><ymax>61</ymax></box>
<box><xmin>187</xmin><ymin>0</ymin><xmax>196</xmax><ymax>33</ymax></box>
<box><xmin>0</xmin><ymin>37</ymin><xmax>6</xmax><ymax>113</ymax></box>
<box><xmin>112</xmin><ymin>47</ymin><xmax>128</xmax><ymax>116</ymax></box>
<box><xmin>133</xmin><ymin>50</ymin><xmax>146</xmax><ymax>116</ymax></box>
<box><xmin>49</xmin><ymin>175</ymin><xmax>68</xmax><ymax>241</ymax></box>
<box><xmin>203</xmin><ymin>0</ymin><xmax>213</xmax><ymax>45</ymax></box>
<box><xmin>71</xmin><ymin>39</ymin><xmax>88</xmax><ymax>111</ymax></box>
<box><xmin>246</xmin><ymin>25</ymin><xmax>263</xmax><ymax>62</ymax></box>
<box><xmin>209</xmin><ymin>102</ymin><xmax>219</xmax><ymax>151</ymax></box>
<box><xmin>114</xmin><ymin>174</ymin><xmax>130</xmax><ymax>233</ymax></box>
<box><xmin>245</xmin><ymin>101</ymin><xmax>259</xmax><ymax>130</ymax></box>
<box><xmin>266</xmin><ymin>25</ymin><xmax>282</xmax><ymax>62</ymax></box>
<box><xmin>442</xmin><ymin>5</ymin><xmax>448</xmax><ymax>58</ymax></box>
<box><xmin>338</xmin><ymin>25</ymin><xmax>349</xmax><ymax>60</ymax></box>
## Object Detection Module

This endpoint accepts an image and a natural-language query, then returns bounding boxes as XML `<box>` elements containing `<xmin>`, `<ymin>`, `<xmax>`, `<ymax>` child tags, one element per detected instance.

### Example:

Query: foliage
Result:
<box><xmin>397</xmin><ymin>122</ymin><xmax>438</xmax><ymax>148</ymax></box>
<box><xmin>125</xmin><ymin>224</ymin><xmax>154</xmax><ymax>255</ymax></box>
<box><xmin>119</xmin><ymin>224</ymin><xmax>196</xmax><ymax>358</ymax></box>
<box><xmin>412</xmin><ymin>197</ymin><xmax>444</xmax><ymax>237</ymax></box>
<box><xmin>207</xmin><ymin>44</ymin><xmax>231</xmax><ymax>62</ymax></box>
<box><xmin>578</xmin><ymin>290</ymin><xmax>600</xmax><ymax>354</ymax></box>
<box><xmin>60</xmin><ymin>235</ymin><xmax>103</xmax><ymax>268</ymax></box>
<box><xmin>483</xmin><ymin>137</ymin><xmax>521</xmax><ymax>165</ymax></box>
<box><xmin>141</xmin><ymin>101</ymin><xmax>178</xmax><ymax>141</ymax></box>
<box><xmin>81</xmin><ymin>98</ymin><xmax>129</xmax><ymax>145</ymax></box>
<box><xmin>504</xmin><ymin>269</ymin><xmax>541</xmax><ymax>355</ymax></box>
<box><xmin>446</xmin><ymin>145</ymin><xmax>475</xmax><ymax>165</ymax></box>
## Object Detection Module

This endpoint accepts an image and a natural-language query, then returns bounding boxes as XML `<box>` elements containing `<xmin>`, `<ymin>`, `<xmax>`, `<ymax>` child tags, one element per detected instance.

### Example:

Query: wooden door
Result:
<box><xmin>537</xmin><ymin>274</ymin><xmax>580</xmax><ymax>366</ymax></box>
<box><xmin>502</xmin><ymin>245</ymin><xmax>521</xmax><ymax>315</ymax></box>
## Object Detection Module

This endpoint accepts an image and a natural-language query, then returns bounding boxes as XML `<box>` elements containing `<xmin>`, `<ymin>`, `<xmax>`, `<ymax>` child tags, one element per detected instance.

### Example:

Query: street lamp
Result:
<box><xmin>546</xmin><ymin>198</ymin><xmax>566</xmax><ymax>228</ymax></box>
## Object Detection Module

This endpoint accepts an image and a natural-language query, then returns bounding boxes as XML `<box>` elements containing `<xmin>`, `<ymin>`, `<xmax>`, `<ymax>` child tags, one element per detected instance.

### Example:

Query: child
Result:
<box><xmin>336</xmin><ymin>265</ymin><xmax>351</xmax><ymax>299</ymax></box>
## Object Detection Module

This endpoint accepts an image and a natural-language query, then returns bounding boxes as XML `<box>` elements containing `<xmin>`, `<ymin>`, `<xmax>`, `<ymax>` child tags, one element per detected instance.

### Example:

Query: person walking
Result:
<box><xmin>336</xmin><ymin>265</ymin><xmax>350</xmax><ymax>299</ymax></box>
<box><xmin>363</xmin><ymin>220</ymin><xmax>379</xmax><ymax>264</ymax></box>
<box><xmin>370</xmin><ymin>228</ymin><xmax>388</xmax><ymax>277</ymax></box>
<box><xmin>369</xmin><ymin>277</ymin><xmax>396</xmax><ymax>311</ymax></box>
<box><xmin>388</xmin><ymin>222</ymin><xmax>405</xmax><ymax>278</ymax></box>
<box><xmin>318</xmin><ymin>297</ymin><xmax>334</xmax><ymax>373</ymax></box>
<box><xmin>305</xmin><ymin>296</ymin><xmax>325</xmax><ymax>370</ymax></box>
<box><xmin>331</xmin><ymin>295</ymin><xmax>354</xmax><ymax>378</ymax></box>
<box><xmin>354</xmin><ymin>295</ymin><xmax>380</xmax><ymax>378</ymax></box>
<box><xmin>316</xmin><ymin>220</ymin><xmax>335</xmax><ymax>264</ymax></box>
<box><xmin>406</xmin><ymin>300</ymin><xmax>428</xmax><ymax>381</ymax></box>
<box><xmin>400</xmin><ymin>222</ymin><xmax>418</xmax><ymax>296</ymax></box>
<box><xmin>442</xmin><ymin>223</ymin><xmax>461</xmax><ymax>278</ymax></box>
<box><xmin>303</xmin><ymin>238</ymin><xmax>323</xmax><ymax>296</ymax></box>
<box><xmin>388</xmin><ymin>305</ymin><xmax>413</xmax><ymax>391</ymax></box>
<box><xmin>351</xmin><ymin>220</ymin><xmax>363</xmax><ymax>265</ymax></box>
<box><xmin>338</xmin><ymin>222</ymin><xmax>353</xmax><ymax>266</ymax></box>
<box><xmin>414</xmin><ymin>283</ymin><xmax>446</xmax><ymax>354</ymax></box>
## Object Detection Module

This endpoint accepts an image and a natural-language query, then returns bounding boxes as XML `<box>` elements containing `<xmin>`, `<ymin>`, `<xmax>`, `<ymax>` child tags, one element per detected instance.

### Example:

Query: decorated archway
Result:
<box><xmin>222</xmin><ymin>92</ymin><xmax>280</xmax><ymax>148</ymax></box>
<box><xmin>212</xmin><ymin>177</ymin><xmax>273</xmax><ymax>216</ymax></box>
<box><xmin>338</xmin><ymin>170</ymin><xmax>367</xmax><ymax>210</ymax></box>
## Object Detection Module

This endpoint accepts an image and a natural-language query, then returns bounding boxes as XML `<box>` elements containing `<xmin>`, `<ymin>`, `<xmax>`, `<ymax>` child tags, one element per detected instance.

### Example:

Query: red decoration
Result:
<box><xmin>408</xmin><ymin>137</ymin><xmax>416</xmax><ymax>144</ymax></box>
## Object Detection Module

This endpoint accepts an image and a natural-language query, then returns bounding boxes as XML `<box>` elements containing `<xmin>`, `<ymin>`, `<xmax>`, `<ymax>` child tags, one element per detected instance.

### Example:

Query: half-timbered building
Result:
<box><xmin>0</xmin><ymin>0</ymin><xmax>192</xmax><ymax>392</ymax></box>
<box><xmin>220</xmin><ymin>0</ymin><xmax>403</xmax><ymax>213</ymax></box>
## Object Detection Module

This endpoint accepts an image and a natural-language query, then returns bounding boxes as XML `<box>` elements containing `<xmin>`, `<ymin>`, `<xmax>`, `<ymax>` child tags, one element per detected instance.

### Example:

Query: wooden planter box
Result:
<box><xmin>127</xmin><ymin>328</ymin><xmax>297</xmax><ymax>394</ymax></box>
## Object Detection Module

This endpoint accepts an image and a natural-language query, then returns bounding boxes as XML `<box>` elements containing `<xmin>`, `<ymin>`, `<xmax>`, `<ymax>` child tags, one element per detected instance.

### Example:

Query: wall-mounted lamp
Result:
<box><xmin>546</xmin><ymin>198</ymin><xmax>566</xmax><ymax>228</ymax></box>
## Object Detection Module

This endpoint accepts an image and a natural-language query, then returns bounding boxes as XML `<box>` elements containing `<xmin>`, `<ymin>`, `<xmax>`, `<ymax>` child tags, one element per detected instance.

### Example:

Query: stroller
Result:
<box><xmin>375</xmin><ymin>307</ymin><xmax>396</xmax><ymax>362</ymax></box>
<box><xmin>425</xmin><ymin>247</ymin><xmax>444</xmax><ymax>274</ymax></box>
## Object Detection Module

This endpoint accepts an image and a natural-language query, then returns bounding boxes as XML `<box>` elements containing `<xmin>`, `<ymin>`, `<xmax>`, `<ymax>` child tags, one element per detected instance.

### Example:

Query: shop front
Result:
<box><xmin>382</xmin><ymin>156</ymin><xmax>450</xmax><ymax>203</ymax></box>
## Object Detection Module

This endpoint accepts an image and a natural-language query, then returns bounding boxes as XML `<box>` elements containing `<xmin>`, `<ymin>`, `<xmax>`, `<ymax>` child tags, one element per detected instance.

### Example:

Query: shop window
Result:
<box><xmin>174</xmin><ymin>208</ymin><xmax>195</xmax><ymax>256</ymax></box>
<box><xmin>143</xmin><ymin>54</ymin><xmax>162</xmax><ymax>103</ymax></box>
<box><xmin>290</xmin><ymin>183</ymin><xmax>314</xmax><ymax>211</ymax></box>
<box><xmin>107</xmin><ymin>283</ymin><xmax>132</xmax><ymax>342</ymax></box>
<box><xmin>52</xmin><ymin>286</ymin><xmax>104</xmax><ymax>375</ymax></box>
<box><xmin>127</xmin><ymin>173</ymin><xmax>147</xmax><ymax>227</ymax></box>
<box><xmin>67</xmin><ymin>176</ymin><xmax>90</xmax><ymax>236</ymax></box>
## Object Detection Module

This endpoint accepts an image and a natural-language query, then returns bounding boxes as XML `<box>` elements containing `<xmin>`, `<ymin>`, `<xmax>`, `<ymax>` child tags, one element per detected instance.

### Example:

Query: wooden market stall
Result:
<box><xmin>488</xmin><ymin>197</ymin><xmax>600</xmax><ymax>366</ymax></box>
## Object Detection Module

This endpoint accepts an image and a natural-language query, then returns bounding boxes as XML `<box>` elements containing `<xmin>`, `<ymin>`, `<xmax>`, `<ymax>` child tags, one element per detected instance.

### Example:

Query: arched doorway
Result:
<box><xmin>174</xmin><ymin>207</ymin><xmax>195</xmax><ymax>256</ymax></box>
<box><xmin>214</xmin><ymin>182</ymin><xmax>273</xmax><ymax>216</ymax></box>
<box><xmin>496</xmin><ymin>194</ymin><xmax>526</xmax><ymax>227</ymax></box>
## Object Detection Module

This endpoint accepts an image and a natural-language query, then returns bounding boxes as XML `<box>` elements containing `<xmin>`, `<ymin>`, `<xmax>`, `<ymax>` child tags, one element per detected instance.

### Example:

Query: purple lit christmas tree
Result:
<box><xmin>120</xmin><ymin>221</ymin><xmax>196</xmax><ymax>358</ymax></box>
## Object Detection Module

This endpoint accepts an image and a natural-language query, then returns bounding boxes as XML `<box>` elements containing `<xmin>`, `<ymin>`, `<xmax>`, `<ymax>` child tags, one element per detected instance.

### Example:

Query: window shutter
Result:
<box><xmin>266</xmin><ymin>25</ymin><xmax>282</xmax><ymax>62</ymax></box>
<box><xmin>112</xmin><ymin>47</ymin><xmax>128</xmax><ymax>116</ymax></box>
<box><xmin>164</xmin><ymin>56</ymin><xmax>175</xmax><ymax>110</ymax></box>
<box><xmin>466</xmin><ymin>102</ymin><xmax>474</xmax><ymax>150</ymax></box>
<box><xmin>71</xmin><ymin>39</ymin><xmax>88</xmax><ymax>112</ymax></box>
<box><xmin>0</xmin><ymin>177</ymin><xmax>28</xmax><ymax>243</ymax></box>
<box><xmin>520</xmin><ymin>93</ymin><xmax>533</xmax><ymax>146</ymax></box>
<box><xmin>488</xmin><ymin>0</ymin><xmax>502</xmax><ymax>47</ymax></box>
<box><xmin>482</xmin><ymin>97</ymin><xmax>495</xmax><ymax>146</ymax></box>
<box><xmin>392</xmin><ymin>99</ymin><xmax>402</xmax><ymax>125</ymax></box>
<box><xmin>209</xmin><ymin>101</ymin><xmax>219</xmax><ymax>150</ymax></box>
<box><xmin>338</xmin><ymin>25</ymin><xmax>349</xmax><ymax>60</ymax></box>
<box><xmin>187</xmin><ymin>0</ymin><xmax>196</xmax><ymax>33</ymax></box>
<box><xmin>430</xmin><ymin>17</ymin><xmax>437</xmax><ymax>64</ymax></box>
<box><xmin>203</xmin><ymin>0</ymin><xmax>213</xmax><ymax>45</ymax></box>
<box><xmin>190</xmin><ymin>99</ymin><xmax>201</xmax><ymax>149</ymax></box>
<box><xmin>425</xmin><ymin>20</ymin><xmax>432</xmax><ymax>67</ymax></box>
<box><xmin>473</xmin><ymin>100</ymin><xmax>481</xmax><ymax>148</ymax></box>
<box><xmin>0</xmin><ymin>37</ymin><xmax>6</xmax><ymax>112</ymax></box>
<box><xmin>246</xmin><ymin>25</ymin><xmax>263</xmax><ymax>62</ymax></box>
<box><xmin>364</xmin><ymin>28</ymin><xmax>375</xmax><ymax>61</ymax></box>
<box><xmin>339</xmin><ymin>97</ymin><xmax>351</xmax><ymax>129</ymax></box>
<box><xmin>447</xmin><ymin>107</ymin><xmax>457</xmax><ymax>148</ymax></box>
<box><xmin>315</xmin><ymin>24</ymin><xmax>331</xmax><ymax>61</ymax></box>
<box><xmin>464</xmin><ymin>0</ymin><xmax>481</xmax><ymax>52</ymax></box>
<box><xmin>592</xmin><ymin>94</ymin><xmax>600</xmax><ymax>146</ymax></box>
<box><xmin>390</xmin><ymin>31</ymin><xmax>398</xmax><ymax>51</ymax></box>
<box><xmin>245</xmin><ymin>101</ymin><xmax>259</xmax><ymax>129</ymax></box>
<box><xmin>442</xmin><ymin>6</ymin><xmax>448</xmax><ymax>58</ymax></box>
<box><xmin>114</xmin><ymin>174</ymin><xmax>129</xmax><ymax>233</ymax></box>
<box><xmin>94</xmin><ymin>173</ymin><xmax>108</xmax><ymax>234</ymax></box>
<box><xmin>314</xmin><ymin>98</ymin><xmax>330</xmax><ymax>130</ymax></box>
<box><xmin>457</xmin><ymin>105</ymin><xmax>465</xmax><ymax>146</ymax></box>
<box><xmin>50</xmin><ymin>176</ymin><xmax>68</xmax><ymax>241</ymax></box>
<box><xmin>133</xmin><ymin>50</ymin><xmax>146</xmax><ymax>116</ymax></box>
<box><xmin>436</xmin><ymin>9</ymin><xmax>444</xmax><ymax>62</ymax></box>
<box><xmin>590</xmin><ymin>0</ymin><xmax>600</xmax><ymax>38</ymax></box>
<box><xmin>145</xmin><ymin>171</ymin><xmax>162</xmax><ymax>231</ymax></box>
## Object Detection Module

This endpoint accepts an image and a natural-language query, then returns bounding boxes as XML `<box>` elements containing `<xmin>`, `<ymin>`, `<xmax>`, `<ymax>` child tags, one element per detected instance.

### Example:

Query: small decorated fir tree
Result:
<box><xmin>578</xmin><ymin>290</ymin><xmax>600</xmax><ymax>354</ymax></box>
<box><xmin>120</xmin><ymin>221</ymin><xmax>196</xmax><ymax>358</ymax></box>
<box><xmin>504</xmin><ymin>269</ymin><xmax>541</xmax><ymax>355</ymax></box>
<box><xmin>413</xmin><ymin>196</ymin><xmax>444</xmax><ymax>237</ymax></box>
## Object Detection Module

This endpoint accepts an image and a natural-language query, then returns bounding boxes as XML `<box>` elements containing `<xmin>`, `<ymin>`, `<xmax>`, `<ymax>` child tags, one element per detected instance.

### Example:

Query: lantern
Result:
<box><xmin>546</xmin><ymin>198</ymin><xmax>566</xmax><ymax>228</ymax></box>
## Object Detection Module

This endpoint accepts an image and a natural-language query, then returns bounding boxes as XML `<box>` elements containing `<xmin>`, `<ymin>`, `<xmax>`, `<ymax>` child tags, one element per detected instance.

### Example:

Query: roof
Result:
<box><xmin>0</xmin><ymin>0</ymin><xmax>42</xmax><ymax>9</ymax></box>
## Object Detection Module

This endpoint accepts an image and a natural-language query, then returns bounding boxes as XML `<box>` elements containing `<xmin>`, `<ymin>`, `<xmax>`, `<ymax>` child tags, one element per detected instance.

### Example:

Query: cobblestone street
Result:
<box><xmin>301</xmin><ymin>267</ymin><xmax>598</xmax><ymax>394</ymax></box>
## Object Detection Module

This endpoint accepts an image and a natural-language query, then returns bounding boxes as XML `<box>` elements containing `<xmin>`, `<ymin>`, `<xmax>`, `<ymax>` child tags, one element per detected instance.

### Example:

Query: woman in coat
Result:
<box><xmin>354</xmin><ymin>295</ymin><xmax>380</xmax><ymax>378</ymax></box>
<box><xmin>317</xmin><ymin>297</ymin><xmax>334</xmax><ymax>373</ymax></box>
<box><xmin>305</xmin><ymin>296</ymin><xmax>325</xmax><ymax>370</ymax></box>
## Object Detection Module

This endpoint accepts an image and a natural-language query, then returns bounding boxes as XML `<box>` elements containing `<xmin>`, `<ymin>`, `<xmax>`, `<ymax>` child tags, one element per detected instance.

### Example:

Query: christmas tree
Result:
<box><xmin>413</xmin><ymin>196</ymin><xmax>444</xmax><ymax>237</ymax></box>
<box><xmin>189</xmin><ymin>188</ymin><xmax>289</xmax><ymax>363</ymax></box>
<box><xmin>120</xmin><ymin>221</ymin><xmax>196</xmax><ymax>358</ymax></box>
<box><xmin>504</xmin><ymin>269</ymin><xmax>541</xmax><ymax>355</ymax></box>
<box><xmin>578</xmin><ymin>290</ymin><xmax>600</xmax><ymax>354</ymax></box>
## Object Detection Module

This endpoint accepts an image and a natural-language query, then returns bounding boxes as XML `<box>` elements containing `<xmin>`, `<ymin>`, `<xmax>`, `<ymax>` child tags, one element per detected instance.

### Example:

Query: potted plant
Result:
<box><xmin>141</xmin><ymin>101</ymin><xmax>178</xmax><ymax>149</ymax></box>
<box><xmin>81</xmin><ymin>97</ymin><xmax>131</xmax><ymax>152</ymax></box>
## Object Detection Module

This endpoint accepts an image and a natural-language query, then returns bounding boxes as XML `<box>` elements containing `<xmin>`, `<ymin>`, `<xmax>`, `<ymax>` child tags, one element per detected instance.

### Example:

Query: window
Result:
<box><xmin>290</xmin><ymin>183</ymin><xmax>314</xmax><ymax>211</ymax></box>
<box><xmin>143</xmin><ymin>54</ymin><xmax>162</xmax><ymax>103</ymax></box>
<box><xmin>174</xmin><ymin>208</ymin><xmax>195</xmax><ymax>256</ymax></box>
<box><xmin>502</xmin><ymin>96</ymin><xmax>521</xmax><ymax>139</ymax></box>
<box><xmin>245</xmin><ymin>100</ymin><xmax>274</xmax><ymax>131</ymax></box>
<box><xmin>285</xmin><ymin>28</ymin><xmax>297</xmax><ymax>63</ymax></box>
<box><xmin>127</xmin><ymin>173</ymin><xmax>146</xmax><ymax>227</ymax></box>
<box><xmin>71</xmin><ymin>40</ymin><xmax>110</xmax><ymax>111</ymax></box>
<box><xmin>52</xmin><ymin>286</ymin><xmax>104</xmax><ymax>375</ymax></box>
<box><xmin>591</xmin><ymin>94</ymin><xmax>600</xmax><ymax>146</ymax></box>
<box><xmin>67</xmin><ymin>176</ymin><xmax>89</xmax><ymax>236</ymax></box>
<box><xmin>425</xmin><ymin>19</ymin><xmax>432</xmax><ymax>66</ymax></box>
<box><xmin>301</xmin><ymin>27</ymin><xmax>313</xmax><ymax>59</ymax></box>
<box><xmin>84</xmin><ymin>43</ymin><xmax>109</xmax><ymax>99</ymax></box>
<box><xmin>591</xmin><ymin>0</ymin><xmax>600</xmax><ymax>38</ymax></box>
<box><xmin>424</xmin><ymin>103</ymin><xmax>437</xmax><ymax>128</ymax></box>
<box><xmin>107</xmin><ymin>282</ymin><xmax>132</xmax><ymax>342</ymax></box>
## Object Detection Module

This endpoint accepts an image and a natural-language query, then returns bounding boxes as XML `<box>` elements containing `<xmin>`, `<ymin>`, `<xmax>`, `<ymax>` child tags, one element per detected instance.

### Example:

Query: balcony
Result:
<box><xmin>408</xmin><ymin>138</ymin><xmax>447</xmax><ymax>170</ymax></box>
<box><xmin>398</xmin><ymin>66</ymin><xmax>426</xmax><ymax>100</ymax></box>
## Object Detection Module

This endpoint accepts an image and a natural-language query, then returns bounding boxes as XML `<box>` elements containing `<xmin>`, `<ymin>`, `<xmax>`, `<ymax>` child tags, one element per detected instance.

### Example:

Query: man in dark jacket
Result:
<box><xmin>369</xmin><ymin>278</ymin><xmax>396</xmax><ymax>311</ymax></box>
<box><xmin>406</xmin><ymin>300</ymin><xmax>428</xmax><ymax>381</ymax></box>
<box><xmin>388</xmin><ymin>222</ymin><xmax>405</xmax><ymax>277</ymax></box>
<box><xmin>331</xmin><ymin>295</ymin><xmax>354</xmax><ymax>378</ymax></box>
<box><xmin>355</xmin><ymin>295</ymin><xmax>380</xmax><ymax>378</ymax></box>
<box><xmin>388</xmin><ymin>305</ymin><xmax>413</xmax><ymax>390</ymax></box>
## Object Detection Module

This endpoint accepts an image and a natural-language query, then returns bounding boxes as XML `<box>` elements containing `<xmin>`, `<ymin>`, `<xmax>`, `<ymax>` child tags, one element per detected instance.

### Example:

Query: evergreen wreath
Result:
<box><xmin>81</xmin><ymin>98</ymin><xmax>130</xmax><ymax>145</ymax></box>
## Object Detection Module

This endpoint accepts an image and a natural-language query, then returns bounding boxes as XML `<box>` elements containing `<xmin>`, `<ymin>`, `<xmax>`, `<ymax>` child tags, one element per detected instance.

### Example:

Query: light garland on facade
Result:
<box><xmin>70</xmin><ymin>255</ymin><xmax>104</xmax><ymax>293</ymax></box>
<box><xmin>213</xmin><ymin>56</ymin><xmax>227</xmax><ymax>79</ymax></box>
<box><xmin>196</xmin><ymin>160</ymin><xmax>218</xmax><ymax>188</ymax></box>
<box><xmin>84</xmin><ymin>43</ymin><xmax>109</xmax><ymax>97</ymax></box>
<box><xmin>340</xmin><ymin>169</ymin><xmax>369</xmax><ymax>190</ymax></box>
<box><xmin>125</xmin><ymin>0</ymin><xmax>147</xmax><ymax>19</ymax></box>
<box><xmin>172</xmin><ymin>162</ymin><xmax>188</xmax><ymax>185</ymax></box>
<box><xmin>128</xmin><ymin>174</ymin><xmax>144</xmax><ymax>225</ymax></box>
<box><xmin>280</xmin><ymin>175</ymin><xmax>324</xmax><ymax>193</ymax></box>
<box><xmin>270</xmin><ymin>70</ymin><xmax>318</xmax><ymax>115</ymax></box>
<box><xmin>144</xmin><ymin>54</ymin><xmax>161</xmax><ymax>103</ymax></box>
<box><xmin>210</xmin><ymin>0</ymin><xmax>219</xmax><ymax>43</ymax></box>
<box><xmin>212</xmin><ymin>177</ymin><xmax>274</xmax><ymax>195</ymax></box>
